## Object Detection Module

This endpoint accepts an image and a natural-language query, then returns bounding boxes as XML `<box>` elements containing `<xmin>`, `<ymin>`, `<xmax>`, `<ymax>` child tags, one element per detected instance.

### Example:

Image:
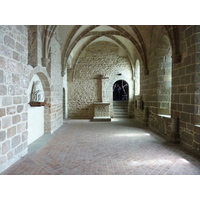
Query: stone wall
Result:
<box><xmin>147</xmin><ymin>26</ymin><xmax>173</xmax><ymax>137</ymax></box>
<box><xmin>68</xmin><ymin>41</ymin><xmax>134</xmax><ymax>119</ymax></box>
<box><xmin>49</xmin><ymin>37</ymin><xmax>63</xmax><ymax>132</ymax></box>
<box><xmin>0</xmin><ymin>25</ymin><xmax>64</xmax><ymax>173</ymax></box>
<box><xmin>174</xmin><ymin>25</ymin><xmax>200</xmax><ymax>152</ymax></box>
<box><xmin>0</xmin><ymin>25</ymin><xmax>29</xmax><ymax>172</ymax></box>
<box><xmin>1</xmin><ymin>25</ymin><xmax>200</xmax><ymax>172</ymax></box>
<box><xmin>157</xmin><ymin>36</ymin><xmax>172</xmax><ymax>116</ymax></box>
<box><xmin>134</xmin><ymin>25</ymin><xmax>200</xmax><ymax>155</ymax></box>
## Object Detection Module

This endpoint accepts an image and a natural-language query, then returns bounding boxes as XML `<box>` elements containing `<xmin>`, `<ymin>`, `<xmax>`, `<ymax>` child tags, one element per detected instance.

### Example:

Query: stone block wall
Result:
<box><xmin>135</xmin><ymin>25</ymin><xmax>200</xmax><ymax>155</ymax></box>
<box><xmin>135</xmin><ymin>26</ymin><xmax>172</xmax><ymax>138</ymax></box>
<box><xmin>49</xmin><ymin>37</ymin><xmax>63</xmax><ymax>132</ymax></box>
<box><xmin>0</xmin><ymin>25</ymin><xmax>29</xmax><ymax>172</ymax></box>
<box><xmin>68</xmin><ymin>41</ymin><xmax>134</xmax><ymax>119</ymax></box>
<box><xmin>173</xmin><ymin>25</ymin><xmax>200</xmax><ymax>152</ymax></box>
<box><xmin>28</xmin><ymin>25</ymin><xmax>42</xmax><ymax>67</ymax></box>
<box><xmin>0</xmin><ymin>25</ymin><xmax>64</xmax><ymax>172</ymax></box>
<box><xmin>1</xmin><ymin>25</ymin><xmax>200</xmax><ymax>172</ymax></box>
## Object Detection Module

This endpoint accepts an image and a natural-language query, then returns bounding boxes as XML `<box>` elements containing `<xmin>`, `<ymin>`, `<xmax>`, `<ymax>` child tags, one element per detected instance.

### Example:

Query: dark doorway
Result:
<box><xmin>113</xmin><ymin>80</ymin><xmax>129</xmax><ymax>101</ymax></box>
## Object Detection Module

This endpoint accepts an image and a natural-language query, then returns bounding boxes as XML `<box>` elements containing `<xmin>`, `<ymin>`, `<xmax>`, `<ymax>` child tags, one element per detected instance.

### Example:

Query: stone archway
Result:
<box><xmin>113</xmin><ymin>80</ymin><xmax>129</xmax><ymax>101</ymax></box>
<box><xmin>28</xmin><ymin>74</ymin><xmax>45</xmax><ymax>144</ymax></box>
<box><xmin>28</xmin><ymin>68</ymin><xmax>51</xmax><ymax>135</ymax></box>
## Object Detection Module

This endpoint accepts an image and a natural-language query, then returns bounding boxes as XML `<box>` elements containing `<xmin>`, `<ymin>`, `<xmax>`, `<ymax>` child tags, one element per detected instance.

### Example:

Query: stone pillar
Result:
<box><xmin>169</xmin><ymin>117</ymin><xmax>180</xmax><ymax>143</ymax></box>
<box><xmin>143</xmin><ymin>107</ymin><xmax>149</xmax><ymax>126</ymax></box>
<box><xmin>41</xmin><ymin>57</ymin><xmax>50</xmax><ymax>67</ymax></box>
<box><xmin>28</xmin><ymin>26</ymin><xmax>41</xmax><ymax>67</ymax></box>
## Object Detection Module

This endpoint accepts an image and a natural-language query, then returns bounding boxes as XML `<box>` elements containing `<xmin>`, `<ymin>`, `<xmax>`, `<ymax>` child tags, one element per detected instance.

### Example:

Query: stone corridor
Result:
<box><xmin>1</xmin><ymin>119</ymin><xmax>200</xmax><ymax>175</ymax></box>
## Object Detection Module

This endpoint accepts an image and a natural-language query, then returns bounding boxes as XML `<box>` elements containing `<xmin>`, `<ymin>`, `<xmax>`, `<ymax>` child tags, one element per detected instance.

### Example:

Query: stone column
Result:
<box><xmin>169</xmin><ymin>117</ymin><xmax>180</xmax><ymax>143</ymax></box>
<box><xmin>143</xmin><ymin>107</ymin><xmax>149</xmax><ymax>126</ymax></box>
<box><xmin>41</xmin><ymin>57</ymin><xmax>50</xmax><ymax>67</ymax></box>
<box><xmin>28</xmin><ymin>25</ymin><xmax>41</xmax><ymax>67</ymax></box>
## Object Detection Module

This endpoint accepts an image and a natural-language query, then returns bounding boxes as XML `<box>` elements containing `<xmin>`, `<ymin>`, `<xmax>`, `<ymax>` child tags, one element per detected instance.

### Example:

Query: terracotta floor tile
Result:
<box><xmin>1</xmin><ymin>119</ymin><xmax>200</xmax><ymax>175</ymax></box>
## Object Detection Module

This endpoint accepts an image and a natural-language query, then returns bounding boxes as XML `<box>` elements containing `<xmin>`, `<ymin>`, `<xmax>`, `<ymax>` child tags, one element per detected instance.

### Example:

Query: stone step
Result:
<box><xmin>113</xmin><ymin>110</ymin><xmax>128</xmax><ymax>114</ymax></box>
<box><xmin>113</xmin><ymin>111</ymin><xmax>129</xmax><ymax>114</ymax></box>
<box><xmin>113</xmin><ymin>106</ymin><xmax>128</xmax><ymax>109</ymax></box>
<box><xmin>113</xmin><ymin>104</ymin><xmax>128</xmax><ymax>107</ymax></box>
<box><xmin>113</xmin><ymin>108</ymin><xmax>128</xmax><ymax>111</ymax></box>
<box><xmin>113</xmin><ymin>101</ymin><xmax>129</xmax><ymax>118</ymax></box>
<box><xmin>113</xmin><ymin>107</ymin><xmax>128</xmax><ymax>111</ymax></box>
<box><xmin>113</xmin><ymin>115</ymin><xmax>130</xmax><ymax>118</ymax></box>
<box><xmin>113</xmin><ymin>101</ymin><xmax>128</xmax><ymax>105</ymax></box>
<box><xmin>113</xmin><ymin>113</ymin><xmax>129</xmax><ymax>116</ymax></box>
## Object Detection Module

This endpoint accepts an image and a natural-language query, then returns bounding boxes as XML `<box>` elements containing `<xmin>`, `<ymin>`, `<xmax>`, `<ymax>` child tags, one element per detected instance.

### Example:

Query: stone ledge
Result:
<box><xmin>158</xmin><ymin>114</ymin><xmax>171</xmax><ymax>118</ymax></box>
<box><xmin>92</xmin><ymin>117</ymin><xmax>111</xmax><ymax>122</ymax></box>
<box><xmin>29</xmin><ymin>102</ymin><xmax>46</xmax><ymax>107</ymax></box>
<box><xmin>194</xmin><ymin>125</ymin><xmax>200</xmax><ymax>133</ymax></box>
<box><xmin>93</xmin><ymin>102</ymin><xmax>110</xmax><ymax>105</ymax></box>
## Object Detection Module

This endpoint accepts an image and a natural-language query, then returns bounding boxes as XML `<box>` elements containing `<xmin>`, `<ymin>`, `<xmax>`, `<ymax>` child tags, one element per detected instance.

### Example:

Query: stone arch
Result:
<box><xmin>28</xmin><ymin>67</ymin><xmax>51</xmax><ymax>99</ymax></box>
<box><xmin>113</xmin><ymin>80</ymin><xmax>129</xmax><ymax>101</ymax></box>
<box><xmin>108</xmin><ymin>74</ymin><xmax>134</xmax><ymax>102</ymax></box>
<box><xmin>28</xmin><ymin>74</ymin><xmax>45</xmax><ymax>144</ymax></box>
<box><xmin>70</xmin><ymin>37</ymin><xmax>134</xmax><ymax>81</ymax></box>
<box><xmin>28</xmin><ymin>67</ymin><xmax>51</xmax><ymax>134</ymax></box>
<box><xmin>62</xmin><ymin>25</ymin><xmax>99</xmax><ymax>69</ymax></box>
<box><xmin>42</xmin><ymin>25</ymin><xmax>58</xmax><ymax>67</ymax></box>
<box><xmin>111</xmin><ymin>25</ymin><xmax>148</xmax><ymax>74</ymax></box>
<box><xmin>67</xmin><ymin>41</ymin><xmax>134</xmax><ymax>119</ymax></box>
<box><xmin>164</xmin><ymin>25</ymin><xmax>181</xmax><ymax>63</ymax></box>
<box><xmin>108</xmin><ymin>75</ymin><xmax>134</xmax><ymax>117</ymax></box>
<box><xmin>62</xmin><ymin>25</ymin><xmax>148</xmax><ymax>76</ymax></box>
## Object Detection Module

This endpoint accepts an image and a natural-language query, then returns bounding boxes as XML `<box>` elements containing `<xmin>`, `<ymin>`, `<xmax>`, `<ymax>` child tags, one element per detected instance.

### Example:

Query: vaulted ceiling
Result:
<box><xmin>56</xmin><ymin>25</ymin><xmax>155</xmax><ymax>76</ymax></box>
<box><xmin>42</xmin><ymin>25</ymin><xmax>181</xmax><ymax>76</ymax></box>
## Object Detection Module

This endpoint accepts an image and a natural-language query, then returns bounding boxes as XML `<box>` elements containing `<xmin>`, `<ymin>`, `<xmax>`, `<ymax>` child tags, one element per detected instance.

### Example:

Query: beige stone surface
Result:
<box><xmin>68</xmin><ymin>41</ymin><xmax>133</xmax><ymax>119</ymax></box>
<box><xmin>1</xmin><ymin>25</ymin><xmax>200</xmax><ymax>173</ymax></box>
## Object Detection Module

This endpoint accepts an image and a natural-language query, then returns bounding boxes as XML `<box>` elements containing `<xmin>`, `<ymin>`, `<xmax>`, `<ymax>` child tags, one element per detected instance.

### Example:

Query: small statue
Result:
<box><xmin>31</xmin><ymin>81</ymin><xmax>45</xmax><ymax>102</ymax></box>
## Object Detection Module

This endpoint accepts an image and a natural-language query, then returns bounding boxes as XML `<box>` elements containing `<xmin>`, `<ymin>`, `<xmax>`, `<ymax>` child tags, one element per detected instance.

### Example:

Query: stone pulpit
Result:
<box><xmin>92</xmin><ymin>74</ymin><xmax>111</xmax><ymax>121</ymax></box>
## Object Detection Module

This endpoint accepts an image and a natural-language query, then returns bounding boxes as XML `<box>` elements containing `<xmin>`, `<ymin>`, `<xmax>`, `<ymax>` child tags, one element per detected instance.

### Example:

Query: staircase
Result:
<box><xmin>113</xmin><ymin>101</ymin><xmax>129</xmax><ymax>118</ymax></box>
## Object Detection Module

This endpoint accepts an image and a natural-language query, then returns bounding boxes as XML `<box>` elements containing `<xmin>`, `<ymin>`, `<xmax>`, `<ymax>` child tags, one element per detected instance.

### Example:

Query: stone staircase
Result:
<box><xmin>113</xmin><ymin>101</ymin><xmax>129</xmax><ymax>118</ymax></box>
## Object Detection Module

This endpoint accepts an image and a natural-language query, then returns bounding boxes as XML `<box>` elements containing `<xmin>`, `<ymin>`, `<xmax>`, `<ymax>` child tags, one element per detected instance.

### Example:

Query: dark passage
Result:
<box><xmin>113</xmin><ymin>80</ymin><xmax>129</xmax><ymax>101</ymax></box>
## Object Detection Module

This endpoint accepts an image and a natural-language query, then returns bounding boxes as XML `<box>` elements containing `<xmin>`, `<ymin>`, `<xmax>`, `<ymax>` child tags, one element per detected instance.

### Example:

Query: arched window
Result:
<box><xmin>135</xmin><ymin>60</ymin><xmax>140</xmax><ymax>96</ymax></box>
<box><xmin>157</xmin><ymin>36</ymin><xmax>172</xmax><ymax>116</ymax></box>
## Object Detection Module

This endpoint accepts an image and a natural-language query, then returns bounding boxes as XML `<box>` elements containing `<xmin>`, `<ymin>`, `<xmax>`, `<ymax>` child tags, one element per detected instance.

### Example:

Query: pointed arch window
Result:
<box><xmin>157</xmin><ymin>35</ymin><xmax>172</xmax><ymax>116</ymax></box>
<box><xmin>135</xmin><ymin>60</ymin><xmax>140</xmax><ymax>96</ymax></box>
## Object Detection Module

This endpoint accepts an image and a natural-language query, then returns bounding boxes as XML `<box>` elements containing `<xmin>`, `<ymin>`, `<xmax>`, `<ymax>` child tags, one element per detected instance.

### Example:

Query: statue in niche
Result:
<box><xmin>31</xmin><ymin>81</ymin><xmax>45</xmax><ymax>102</ymax></box>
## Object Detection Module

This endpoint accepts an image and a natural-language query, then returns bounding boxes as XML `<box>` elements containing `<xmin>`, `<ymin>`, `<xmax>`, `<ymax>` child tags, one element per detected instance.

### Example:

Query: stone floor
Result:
<box><xmin>1</xmin><ymin>118</ymin><xmax>200</xmax><ymax>175</ymax></box>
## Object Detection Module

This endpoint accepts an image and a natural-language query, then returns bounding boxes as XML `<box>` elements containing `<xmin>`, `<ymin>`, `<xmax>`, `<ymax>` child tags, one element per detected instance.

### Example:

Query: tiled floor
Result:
<box><xmin>1</xmin><ymin>118</ymin><xmax>200</xmax><ymax>175</ymax></box>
